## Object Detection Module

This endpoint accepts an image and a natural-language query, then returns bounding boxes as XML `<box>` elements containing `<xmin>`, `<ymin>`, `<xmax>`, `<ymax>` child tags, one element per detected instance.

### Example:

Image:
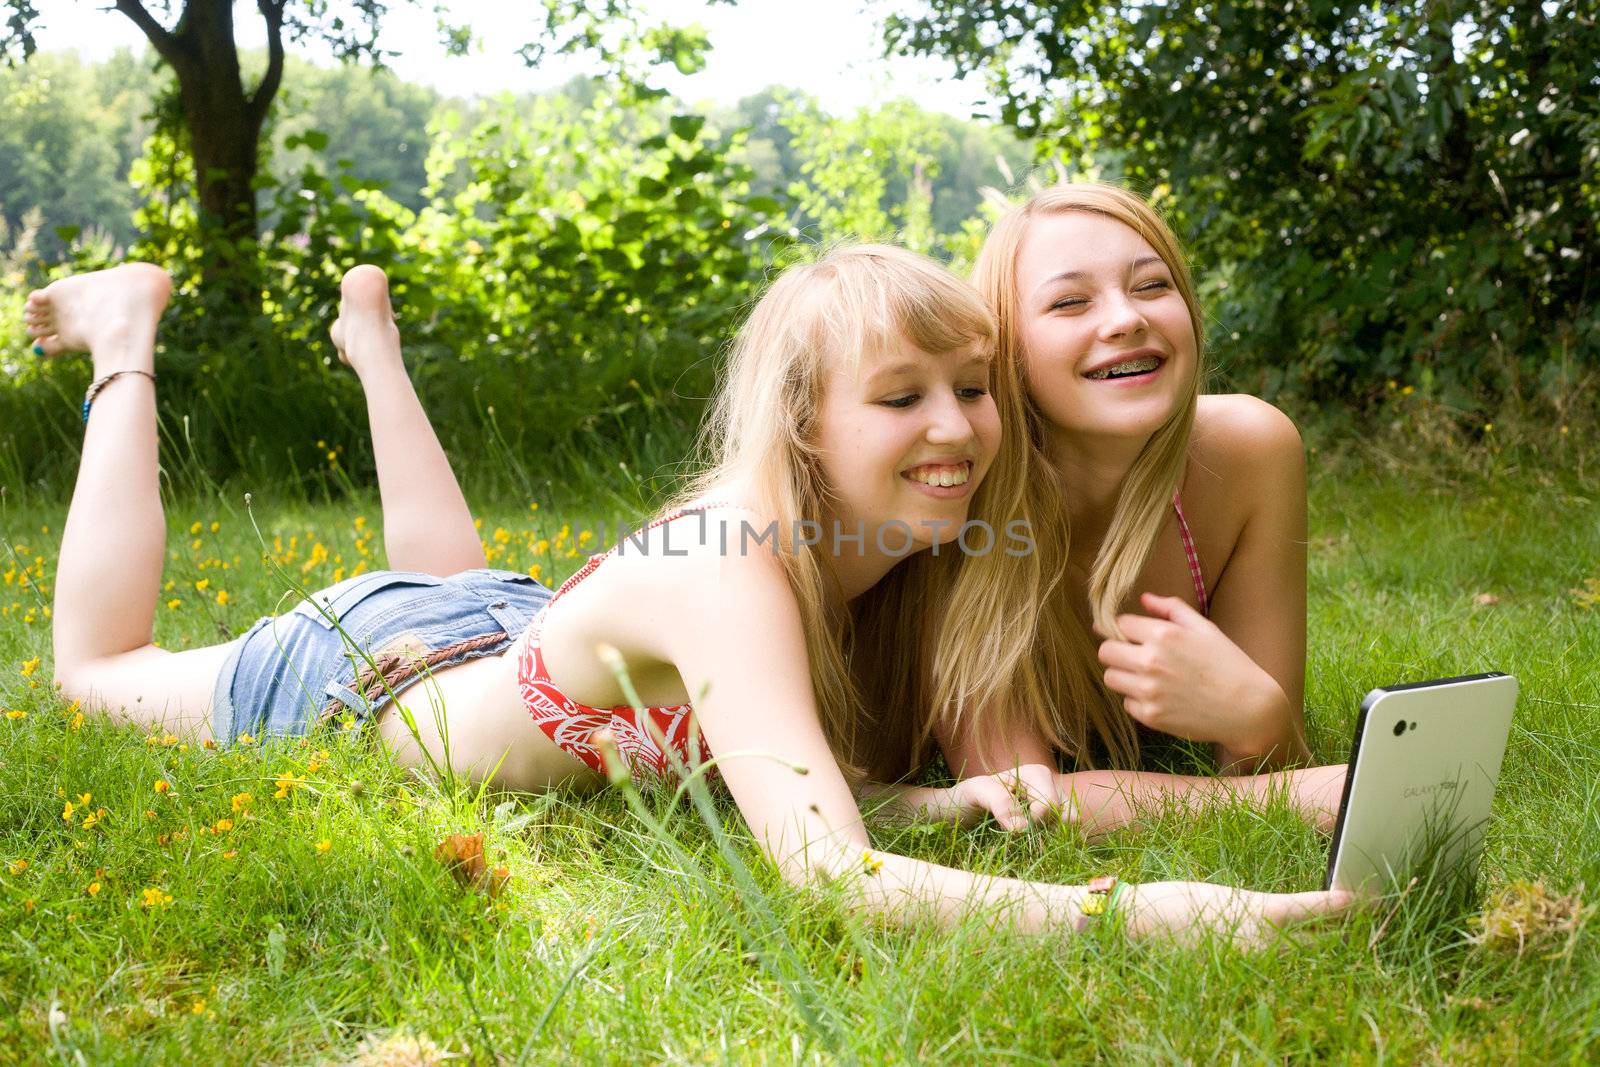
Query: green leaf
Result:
<box><xmin>669</xmin><ymin>114</ymin><xmax>706</xmax><ymax>142</ymax></box>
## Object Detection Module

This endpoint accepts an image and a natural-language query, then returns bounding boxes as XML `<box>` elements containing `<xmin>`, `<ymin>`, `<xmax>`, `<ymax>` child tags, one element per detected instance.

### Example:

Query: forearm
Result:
<box><xmin>1063</xmin><ymin>763</ymin><xmax>1346</xmax><ymax>836</ymax></box>
<box><xmin>805</xmin><ymin>840</ymin><xmax>1085</xmax><ymax>932</ymax></box>
<box><xmin>1214</xmin><ymin>676</ymin><xmax>1310</xmax><ymax>773</ymax></box>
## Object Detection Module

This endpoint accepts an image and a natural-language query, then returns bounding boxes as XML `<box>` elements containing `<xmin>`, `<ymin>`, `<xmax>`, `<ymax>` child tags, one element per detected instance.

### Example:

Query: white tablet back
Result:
<box><xmin>1326</xmin><ymin>673</ymin><xmax>1518</xmax><ymax>893</ymax></box>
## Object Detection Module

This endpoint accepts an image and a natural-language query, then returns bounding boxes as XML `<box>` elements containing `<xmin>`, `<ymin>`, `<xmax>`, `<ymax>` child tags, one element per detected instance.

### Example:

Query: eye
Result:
<box><xmin>879</xmin><ymin>394</ymin><xmax>919</xmax><ymax>409</ymax></box>
<box><xmin>1136</xmin><ymin>279</ymin><xmax>1172</xmax><ymax>294</ymax></box>
<box><xmin>1049</xmin><ymin>296</ymin><xmax>1087</xmax><ymax>311</ymax></box>
<box><xmin>956</xmin><ymin>386</ymin><xmax>989</xmax><ymax>402</ymax></box>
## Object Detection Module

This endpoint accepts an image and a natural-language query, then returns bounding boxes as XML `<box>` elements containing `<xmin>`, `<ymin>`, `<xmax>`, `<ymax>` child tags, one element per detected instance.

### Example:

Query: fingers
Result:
<box><xmin>1113</xmin><ymin>612</ymin><xmax>1171</xmax><ymax>643</ymax></box>
<box><xmin>1139</xmin><ymin>591</ymin><xmax>1207</xmax><ymax>623</ymax></box>
<box><xmin>1096</xmin><ymin>638</ymin><xmax>1146</xmax><ymax>671</ymax></box>
<box><xmin>1265</xmin><ymin>889</ymin><xmax>1355</xmax><ymax>927</ymax></box>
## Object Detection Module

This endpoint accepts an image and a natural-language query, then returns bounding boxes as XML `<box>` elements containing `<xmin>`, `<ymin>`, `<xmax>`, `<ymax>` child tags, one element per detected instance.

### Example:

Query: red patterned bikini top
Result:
<box><xmin>1172</xmin><ymin>490</ymin><xmax>1210</xmax><ymax>616</ymax></box>
<box><xmin>516</xmin><ymin>504</ymin><xmax>730</xmax><ymax>778</ymax></box>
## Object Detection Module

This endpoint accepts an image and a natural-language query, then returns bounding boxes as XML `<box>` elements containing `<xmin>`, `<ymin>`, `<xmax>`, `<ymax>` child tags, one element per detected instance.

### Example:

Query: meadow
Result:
<box><xmin>1</xmin><ymin>432</ymin><xmax>1597</xmax><ymax>1064</ymax></box>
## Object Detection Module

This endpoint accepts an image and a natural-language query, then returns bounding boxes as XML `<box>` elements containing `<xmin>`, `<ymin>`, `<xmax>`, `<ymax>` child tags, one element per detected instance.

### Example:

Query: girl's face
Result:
<box><xmin>813</xmin><ymin>335</ymin><xmax>1000</xmax><ymax>550</ymax></box>
<box><xmin>1015</xmin><ymin>211</ymin><xmax>1197</xmax><ymax>446</ymax></box>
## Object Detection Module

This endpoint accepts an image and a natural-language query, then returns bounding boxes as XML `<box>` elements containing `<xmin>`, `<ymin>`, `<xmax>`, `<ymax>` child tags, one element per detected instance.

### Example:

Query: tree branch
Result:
<box><xmin>113</xmin><ymin>0</ymin><xmax>187</xmax><ymax>67</ymax></box>
<box><xmin>247</xmin><ymin>0</ymin><xmax>286</xmax><ymax>126</ymax></box>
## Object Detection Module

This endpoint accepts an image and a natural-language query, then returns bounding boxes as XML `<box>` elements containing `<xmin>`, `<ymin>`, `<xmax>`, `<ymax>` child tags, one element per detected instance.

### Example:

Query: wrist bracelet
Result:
<box><xmin>1073</xmin><ymin>874</ymin><xmax>1121</xmax><ymax>932</ymax></box>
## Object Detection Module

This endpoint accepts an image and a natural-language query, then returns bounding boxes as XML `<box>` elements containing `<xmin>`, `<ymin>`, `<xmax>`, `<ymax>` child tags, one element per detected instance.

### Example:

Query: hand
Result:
<box><xmin>1122</xmin><ymin>881</ymin><xmax>1354</xmax><ymax>947</ymax></box>
<box><xmin>947</xmin><ymin>763</ymin><xmax>1070</xmax><ymax>831</ymax></box>
<box><xmin>1096</xmin><ymin>592</ymin><xmax>1283</xmax><ymax>750</ymax></box>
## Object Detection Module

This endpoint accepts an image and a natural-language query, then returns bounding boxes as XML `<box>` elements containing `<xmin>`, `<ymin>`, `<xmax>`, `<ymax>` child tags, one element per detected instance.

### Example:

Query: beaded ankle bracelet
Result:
<box><xmin>82</xmin><ymin>369</ymin><xmax>157</xmax><ymax>424</ymax></box>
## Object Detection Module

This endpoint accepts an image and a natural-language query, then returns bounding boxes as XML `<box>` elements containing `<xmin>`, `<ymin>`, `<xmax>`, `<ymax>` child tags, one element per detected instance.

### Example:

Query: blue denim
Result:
<box><xmin>211</xmin><ymin>568</ymin><xmax>551</xmax><ymax>745</ymax></box>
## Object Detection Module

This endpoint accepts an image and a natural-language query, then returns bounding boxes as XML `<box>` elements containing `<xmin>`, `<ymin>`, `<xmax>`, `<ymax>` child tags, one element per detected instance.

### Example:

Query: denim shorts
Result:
<box><xmin>211</xmin><ymin>568</ymin><xmax>552</xmax><ymax>745</ymax></box>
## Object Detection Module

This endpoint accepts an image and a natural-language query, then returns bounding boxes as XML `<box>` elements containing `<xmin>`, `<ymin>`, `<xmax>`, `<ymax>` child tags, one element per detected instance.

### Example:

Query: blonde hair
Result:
<box><xmin>969</xmin><ymin>181</ymin><xmax>1206</xmax><ymax>767</ymax></box>
<box><xmin>679</xmin><ymin>243</ymin><xmax>1040</xmax><ymax>782</ymax></box>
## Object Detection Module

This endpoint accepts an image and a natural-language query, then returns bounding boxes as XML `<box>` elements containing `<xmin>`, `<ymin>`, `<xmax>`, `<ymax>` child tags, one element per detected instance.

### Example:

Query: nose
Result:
<box><xmin>924</xmin><ymin>388</ymin><xmax>977</xmax><ymax>447</ymax></box>
<box><xmin>1097</xmin><ymin>290</ymin><xmax>1149</xmax><ymax>342</ymax></box>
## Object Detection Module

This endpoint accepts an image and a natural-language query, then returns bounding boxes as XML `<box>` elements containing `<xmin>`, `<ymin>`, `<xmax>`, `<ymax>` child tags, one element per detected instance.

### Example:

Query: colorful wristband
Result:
<box><xmin>1073</xmin><ymin>874</ymin><xmax>1120</xmax><ymax>932</ymax></box>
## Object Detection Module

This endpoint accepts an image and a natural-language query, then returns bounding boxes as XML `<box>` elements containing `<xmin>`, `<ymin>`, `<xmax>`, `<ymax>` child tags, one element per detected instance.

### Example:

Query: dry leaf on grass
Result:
<box><xmin>432</xmin><ymin>833</ymin><xmax>510</xmax><ymax>898</ymax></box>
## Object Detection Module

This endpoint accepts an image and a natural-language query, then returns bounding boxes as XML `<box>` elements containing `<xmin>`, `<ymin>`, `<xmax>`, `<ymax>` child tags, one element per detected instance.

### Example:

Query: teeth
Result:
<box><xmin>908</xmin><ymin>464</ymin><xmax>969</xmax><ymax>487</ymax></box>
<box><xmin>1087</xmin><ymin>355</ymin><xmax>1162</xmax><ymax>380</ymax></box>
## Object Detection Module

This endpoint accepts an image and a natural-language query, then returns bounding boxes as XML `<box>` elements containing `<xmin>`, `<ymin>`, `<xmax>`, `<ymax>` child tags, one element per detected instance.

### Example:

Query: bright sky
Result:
<box><xmin>28</xmin><ymin>0</ymin><xmax>995</xmax><ymax>118</ymax></box>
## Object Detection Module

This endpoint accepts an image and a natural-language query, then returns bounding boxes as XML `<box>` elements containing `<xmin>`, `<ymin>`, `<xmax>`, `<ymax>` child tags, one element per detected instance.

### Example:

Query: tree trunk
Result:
<box><xmin>116</xmin><ymin>0</ymin><xmax>286</xmax><ymax>312</ymax></box>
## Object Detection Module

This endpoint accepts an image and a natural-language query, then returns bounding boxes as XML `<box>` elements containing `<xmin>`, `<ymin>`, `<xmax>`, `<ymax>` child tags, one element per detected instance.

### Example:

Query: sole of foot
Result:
<box><xmin>23</xmin><ymin>264</ymin><xmax>172</xmax><ymax>370</ymax></box>
<box><xmin>329</xmin><ymin>265</ymin><xmax>402</xmax><ymax>376</ymax></box>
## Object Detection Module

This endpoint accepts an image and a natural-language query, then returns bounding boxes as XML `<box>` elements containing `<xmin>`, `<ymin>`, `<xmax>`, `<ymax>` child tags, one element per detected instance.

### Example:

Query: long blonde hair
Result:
<box><xmin>970</xmin><ymin>182</ymin><xmax>1207</xmax><ymax>767</ymax></box>
<box><xmin>679</xmin><ymin>243</ymin><xmax>1040</xmax><ymax>781</ymax></box>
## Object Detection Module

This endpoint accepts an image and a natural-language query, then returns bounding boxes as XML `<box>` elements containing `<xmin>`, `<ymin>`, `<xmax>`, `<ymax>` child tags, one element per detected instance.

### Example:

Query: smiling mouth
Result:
<box><xmin>902</xmin><ymin>460</ymin><xmax>972</xmax><ymax>487</ymax></box>
<box><xmin>1085</xmin><ymin>354</ymin><xmax>1165</xmax><ymax>380</ymax></box>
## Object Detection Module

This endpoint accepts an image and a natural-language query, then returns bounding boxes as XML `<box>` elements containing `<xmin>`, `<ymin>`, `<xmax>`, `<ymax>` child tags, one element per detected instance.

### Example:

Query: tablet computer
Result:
<box><xmin>1325</xmin><ymin>672</ymin><xmax>1518</xmax><ymax>893</ymax></box>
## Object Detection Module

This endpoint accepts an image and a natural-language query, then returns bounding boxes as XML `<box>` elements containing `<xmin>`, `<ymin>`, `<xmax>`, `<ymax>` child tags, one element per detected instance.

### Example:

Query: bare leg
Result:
<box><xmin>330</xmin><ymin>265</ymin><xmax>486</xmax><ymax>575</ymax></box>
<box><xmin>24</xmin><ymin>264</ymin><xmax>231</xmax><ymax>736</ymax></box>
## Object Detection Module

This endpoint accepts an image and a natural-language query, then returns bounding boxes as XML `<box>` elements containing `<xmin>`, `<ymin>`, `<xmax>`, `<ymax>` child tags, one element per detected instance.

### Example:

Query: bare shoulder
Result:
<box><xmin>1192</xmin><ymin>394</ymin><xmax>1304</xmax><ymax>475</ymax></box>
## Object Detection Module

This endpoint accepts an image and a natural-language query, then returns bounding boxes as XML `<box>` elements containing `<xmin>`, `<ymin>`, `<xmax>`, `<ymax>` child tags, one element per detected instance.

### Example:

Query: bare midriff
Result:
<box><xmin>372</xmin><ymin>647</ymin><xmax>600</xmax><ymax>793</ymax></box>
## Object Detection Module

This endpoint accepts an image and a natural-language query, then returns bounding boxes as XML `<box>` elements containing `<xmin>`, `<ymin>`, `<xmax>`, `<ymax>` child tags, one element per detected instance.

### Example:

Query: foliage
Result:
<box><xmin>884</xmin><ymin>0</ymin><xmax>1600</xmax><ymax>410</ymax></box>
<box><xmin>2</xmin><ymin>458</ymin><xmax>1599</xmax><ymax>1059</ymax></box>
<box><xmin>0</xmin><ymin>77</ymin><xmax>789</xmax><ymax>495</ymax></box>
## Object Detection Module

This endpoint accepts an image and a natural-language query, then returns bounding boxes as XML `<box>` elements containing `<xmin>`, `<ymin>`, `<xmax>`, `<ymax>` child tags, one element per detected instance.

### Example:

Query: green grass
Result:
<box><xmin>2</xmin><ymin>450</ymin><xmax>1598</xmax><ymax>1064</ymax></box>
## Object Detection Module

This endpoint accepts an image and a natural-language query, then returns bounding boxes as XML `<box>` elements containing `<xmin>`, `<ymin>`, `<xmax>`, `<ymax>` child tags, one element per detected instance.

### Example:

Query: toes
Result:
<box><xmin>34</xmin><ymin>335</ymin><xmax>66</xmax><ymax>357</ymax></box>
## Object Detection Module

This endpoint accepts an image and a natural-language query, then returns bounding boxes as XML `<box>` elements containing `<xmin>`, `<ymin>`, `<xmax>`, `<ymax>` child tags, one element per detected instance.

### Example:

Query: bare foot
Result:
<box><xmin>22</xmin><ymin>263</ymin><xmax>171</xmax><ymax>375</ymax></box>
<box><xmin>329</xmin><ymin>265</ymin><xmax>403</xmax><ymax>379</ymax></box>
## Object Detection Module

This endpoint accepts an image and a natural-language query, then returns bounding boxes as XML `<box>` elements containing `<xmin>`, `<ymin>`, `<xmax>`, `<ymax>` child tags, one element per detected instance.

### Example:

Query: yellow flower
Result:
<box><xmin>189</xmin><ymin>521</ymin><xmax>202</xmax><ymax>535</ymax></box>
<box><xmin>139</xmin><ymin>886</ymin><xmax>173</xmax><ymax>908</ymax></box>
<box><xmin>210</xmin><ymin>522</ymin><xmax>220</xmax><ymax>533</ymax></box>
<box><xmin>86</xmin><ymin>881</ymin><xmax>101</xmax><ymax>897</ymax></box>
<box><xmin>62</xmin><ymin>800</ymin><xmax>76</xmax><ymax>822</ymax></box>
<box><xmin>354</xmin><ymin>516</ymin><xmax>367</xmax><ymax>530</ymax></box>
<box><xmin>230</xmin><ymin>791</ymin><xmax>253</xmax><ymax>813</ymax></box>
<box><xmin>154</xmin><ymin>780</ymin><xmax>171</xmax><ymax>794</ymax></box>
<box><xmin>81</xmin><ymin>808</ymin><xmax>105</xmax><ymax>830</ymax></box>
<box><xmin>273</xmin><ymin>772</ymin><xmax>305</xmax><ymax>799</ymax></box>
<box><xmin>222</xmin><ymin>849</ymin><xmax>238</xmax><ymax>860</ymax></box>
<box><xmin>5</xmin><ymin>709</ymin><xmax>24</xmax><ymax>721</ymax></box>
<box><xmin>166</xmin><ymin>598</ymin><xmax>181</xmax><ymax>610</ymax></box>
<box><xmin>8</xmin><ymin>859</ymin><xmax>26</xmax><ymax>874</ymax></box>
<box><xmin>203</xmin><ymin>738</ymin><xmax>217</xmax><ymax>749</ymax></box>
<box><xmin>194</xmin><ymin>579</ymin><xmax>210</xmax><ymax>592</ymax></box>
<box><xmin>237</xmin><ymin>733</ymin><xmax>256</xmax><ymax>746</ymax></box>
<box><xmin>315</xmin><ymin>838</ymin><xmax>331</xmax><ymax>854</ymax></box>
<box><xmin>190</xmin><ymin>997</ymin><xmax>207</xmax><ymax>1014</ymax></box>
<box><xmin>20</xmin><ymin>656</ymin><xmax>40</xmax><ymax>677</ymax></box>
<box><xmin>1401</xmin><ymin>385</ymin><xmax>1414</xmax><ymax>396</ymax></box>
<box><xmin>162</xmin><ymin>733</ymin><xmax>178</xmax><ymax>747</ymax></box>
<box><xmin>69</xmin><ymin>710</ymin><xmax>84</xmax><ymax>731</ymax></box>
<box><xmin>211</xmin><ymin>818</ymin><xmax>233</xmax><ymax>833</ymax></box>
<box><xmin>216</xmin><ymin>590</ymin><xmax>230</xmax><ymax>606</ymax></box>
<box><xmin>1484</xmin><ymin>422</ymin><xmax>1495</xmax><ymax>433</ymax></box>
<box><xmin>79</xmin><ymin>792</ymin><xmax>92</xmax><ymax>806</ymax></box>
<box><xmin>861</xmin><ymin>850</ymin><xmax>883</xmax><ymax>876</ymax></box>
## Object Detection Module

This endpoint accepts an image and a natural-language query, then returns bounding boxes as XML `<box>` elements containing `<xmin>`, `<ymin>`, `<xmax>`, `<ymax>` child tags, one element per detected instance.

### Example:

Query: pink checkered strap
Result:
<box><xmin>1171</xmin><ymin>490</ymin><xmax>1209</xmax><ymax>617</ymax></box>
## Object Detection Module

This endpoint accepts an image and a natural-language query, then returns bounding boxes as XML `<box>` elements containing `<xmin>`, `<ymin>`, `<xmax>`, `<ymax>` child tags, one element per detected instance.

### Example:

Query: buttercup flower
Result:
<box><xmin>273</xmin><ymin>772</ymin><xmax>305</xmax><ymax>799</ymax></box>
<box><xmin>139</xmin><ymin>886</ymin><xmax>173</xmax><ymax>908</ymax></box>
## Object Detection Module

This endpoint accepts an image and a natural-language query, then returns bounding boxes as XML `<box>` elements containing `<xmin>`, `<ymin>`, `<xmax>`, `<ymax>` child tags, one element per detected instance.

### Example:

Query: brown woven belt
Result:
<box><xmin>319</xmin><ymin>630</ymin><xmax>508</xmax><ymax>722</ymax></box>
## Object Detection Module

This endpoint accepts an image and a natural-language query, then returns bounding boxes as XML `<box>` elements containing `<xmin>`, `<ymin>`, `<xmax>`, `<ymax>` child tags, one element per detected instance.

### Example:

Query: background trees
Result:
<box><xmin>884</xmin><ymin>0</ymin><xmax>1599</xmax><ymax>406</ymax></box>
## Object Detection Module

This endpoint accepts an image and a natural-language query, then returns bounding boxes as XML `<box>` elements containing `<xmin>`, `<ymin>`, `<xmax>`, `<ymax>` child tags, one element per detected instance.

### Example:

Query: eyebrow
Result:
<box><xmin>1033</xmin><ymin>255</ymin><xmax>1166</xmax><ymax>298</ymax></box>
<box><xmin>864</xmin><ymin>352</ymin><xmax>990</xmax><ymax>385</ymax></box>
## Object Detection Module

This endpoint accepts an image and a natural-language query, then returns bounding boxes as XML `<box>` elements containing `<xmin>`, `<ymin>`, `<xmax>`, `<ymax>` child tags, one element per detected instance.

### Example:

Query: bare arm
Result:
<box><xmin>664</xmin><ymin>543</ymin><xmax>1348</xmax><ymax>939</ymax></box>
